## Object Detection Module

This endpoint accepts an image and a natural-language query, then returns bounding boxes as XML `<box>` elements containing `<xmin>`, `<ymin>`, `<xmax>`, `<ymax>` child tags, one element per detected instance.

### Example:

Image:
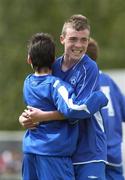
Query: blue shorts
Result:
<box><xmin>106</xmin><ymin>164</ymin><xmax>125</xmax><ymax>180</ymax></box>
<box><xmin>22</xmin><ymin>153</ymin><xmax>75</xmax><ymax>180</ymax></box>
<box><xmin>74</xmin><ymin>162</ymin><xmax>106</xmax><ymax>180</ymax></box>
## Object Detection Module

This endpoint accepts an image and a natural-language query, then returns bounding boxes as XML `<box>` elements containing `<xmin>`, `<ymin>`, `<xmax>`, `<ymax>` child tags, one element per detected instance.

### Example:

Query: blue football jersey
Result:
<box><xmin>52</xmin><ymin>54</ymin><xmax>107</xmax><ymax>164</ymax></box>
<box><xmin>23</xmin><ymin>73</ymin><xmax>106</xmax><ymax>156</ymax></box>
<box><xmin>99</xmin><ymin>71</ymin><xmax>125</xmax><ymax>166</ymax></box>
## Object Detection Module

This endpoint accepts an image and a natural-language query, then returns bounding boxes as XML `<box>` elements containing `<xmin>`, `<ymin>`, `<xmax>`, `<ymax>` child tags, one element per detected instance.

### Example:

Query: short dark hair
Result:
<box><xmin>61</xmin><ymin>14</ymin><xmax>90</xmax><ymax>36</ymax></box>
<box><xmin>28</xmin><ymin>32</ymin><xmax>55</xmax><ymax>72</ymax></box>
<box><xmin>86</xmin><ymin>38</ymin><xmax>99</xmax><ymax>61</ymax></box>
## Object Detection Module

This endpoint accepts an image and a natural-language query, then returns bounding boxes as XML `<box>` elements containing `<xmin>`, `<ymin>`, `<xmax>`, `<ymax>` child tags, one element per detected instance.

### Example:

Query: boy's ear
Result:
<box><xmin>27</xmin><ymin>55</ymin><xmax>32</xmax><ymax>64</ymax></box>
<box><xmin>60</xmin><ymin>35</ymin><xmax>65</xmax><ymax>45</ymax></box>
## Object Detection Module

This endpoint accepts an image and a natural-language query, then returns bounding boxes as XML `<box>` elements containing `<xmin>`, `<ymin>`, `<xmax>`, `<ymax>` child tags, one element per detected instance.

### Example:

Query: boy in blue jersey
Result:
<box><xmin>19</xmin><ymin>15</ymin><xmax>108</xmax><ymax>180</ymax></box>
<box><xmin>20</xmin><ymin>32</ymin><xmax>107</xmax><ymax>180</ymax></box>
<box><xmin>87</xmin><ymin>37</ymin><xmax>125</xmax><ymax>180</ymax></box>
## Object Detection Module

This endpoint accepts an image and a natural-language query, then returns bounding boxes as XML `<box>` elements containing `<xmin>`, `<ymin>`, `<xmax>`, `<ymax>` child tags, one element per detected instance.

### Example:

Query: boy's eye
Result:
<box><xmin>69</xmin><ymin>38</ymin><xmax>77</xmax><ymax>42</ymax></box>
<box><xmin>81</xmin><ymin>38</ymin><xmax>89</xmax><ymax>42</ymax></box>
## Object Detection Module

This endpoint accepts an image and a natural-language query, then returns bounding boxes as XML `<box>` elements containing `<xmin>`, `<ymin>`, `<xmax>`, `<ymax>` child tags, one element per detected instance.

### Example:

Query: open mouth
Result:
<box><xmin>72</xmin><ymin>49</ymin><xmax>83</xmax><ymax>56</ymax></box>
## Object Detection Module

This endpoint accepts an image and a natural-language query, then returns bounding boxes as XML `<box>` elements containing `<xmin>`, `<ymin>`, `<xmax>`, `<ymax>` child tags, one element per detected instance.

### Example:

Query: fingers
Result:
<box><xmin>19</xmin><ymin>120</ymin><xmax>37</xmax><ymax>129</ymax></box>
<box><xmin>19</xmin><ymin>107</ymin><xmax>40</xmax><ymax>129</ymax></box>
<box><xmin>22</xmin><ymin>121</ymin><xmax>37</xmax><ymax>129</ymax></box>
<box><xmin>19</xmin><ymin>114</ymin><xmax>37</xmax><ymax>129</ymax></box>
<box><xmin>24</xmin><ymin>109</ymin><xmax>31</xmax><ymax>116</ymax></box>
<box><xmin>27</xmin><ymin>105</ymin><xmax>35</xmax><ymax>111</ymax></box>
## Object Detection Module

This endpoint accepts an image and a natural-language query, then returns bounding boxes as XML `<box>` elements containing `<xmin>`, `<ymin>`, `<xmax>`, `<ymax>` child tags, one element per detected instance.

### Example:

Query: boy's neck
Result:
<box><xmin>34</xmin><ymin>68</ymin><xmax>52</xmax><ymax>76</ymax></box>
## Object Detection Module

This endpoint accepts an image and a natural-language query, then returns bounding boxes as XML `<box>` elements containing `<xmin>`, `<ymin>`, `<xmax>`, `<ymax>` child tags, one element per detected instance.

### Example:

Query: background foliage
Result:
<box><xmin>0</xmin><ymin>0</ymin><xmax>125</xmax><ymax>130</ymax></box>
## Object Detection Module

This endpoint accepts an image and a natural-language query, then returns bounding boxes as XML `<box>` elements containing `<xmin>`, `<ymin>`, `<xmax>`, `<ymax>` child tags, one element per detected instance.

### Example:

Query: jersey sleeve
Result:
<box><xmin>51</xmin><ymin>79</ymin><xmax>108</xmax><ymax>121</ymax></box>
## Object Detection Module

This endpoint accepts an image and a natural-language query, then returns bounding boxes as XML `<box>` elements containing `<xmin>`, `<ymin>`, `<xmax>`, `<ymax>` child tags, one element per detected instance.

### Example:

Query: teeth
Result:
<box><xmin>74</xmin><ymin>50</ymin><xmax>80</xmax><ymax>53</ymax></box>
<box><xmin>73</xmin><ymin>50</ymin><xmax>81</xmax><ymax>55</ymax></box>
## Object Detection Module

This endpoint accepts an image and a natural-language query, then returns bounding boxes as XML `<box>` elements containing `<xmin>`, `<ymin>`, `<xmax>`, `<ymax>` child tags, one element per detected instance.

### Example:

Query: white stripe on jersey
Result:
<box><xmin>53</xmin><ymin>80</ymin><xmax>90</xmax><ymax>113</ymax></box>
<box><xmin>94</xmin><ymin>111</ymin><xmax>105</xmax><ymax>132</ymax></box>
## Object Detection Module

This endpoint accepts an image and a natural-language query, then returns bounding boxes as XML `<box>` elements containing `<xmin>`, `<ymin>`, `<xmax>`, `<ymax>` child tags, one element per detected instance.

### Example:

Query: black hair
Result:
<box><xmin>28</xmin><ymin>32</ymin><xmax>55</xmax><ymax>72</ymax></box>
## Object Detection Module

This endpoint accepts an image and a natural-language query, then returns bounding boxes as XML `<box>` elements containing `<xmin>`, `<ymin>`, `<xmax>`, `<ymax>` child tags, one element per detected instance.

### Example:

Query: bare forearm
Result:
<box><xmin>37</xmin><ymin>111</ymin><xmax>65</xmax><ymax>122</ymax></box>
<box><xmin>27</xmin><ymin>106</ymin><xmax>65</xmax><ymax>123</ymax></box>
<box><xmin>46</xmin><ymin>111</ymin><xmax>65</xmax><ymax>121</ymax></box>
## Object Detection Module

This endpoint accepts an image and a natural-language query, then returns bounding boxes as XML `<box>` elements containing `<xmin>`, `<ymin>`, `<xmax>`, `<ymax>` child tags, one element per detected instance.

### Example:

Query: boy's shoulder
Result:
<box><xmin>84</xmin><ymin>54</ymin><xmax>98</xmax><ymax>67</ymax></box>
<box><xmin>50</xmin><ymin>75</ymin><xmax>72</xmax><ymax>90</ymax></box>
<box><xmin>24</xmin><ymin>73</ymin><xmax>60</xmax><ymax>85</ymax></box>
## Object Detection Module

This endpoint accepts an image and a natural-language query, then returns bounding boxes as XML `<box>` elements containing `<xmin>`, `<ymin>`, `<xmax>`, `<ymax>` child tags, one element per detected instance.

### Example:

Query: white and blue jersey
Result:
<box><xmin>23</xmin><ymin>74</ymin><xmax>106</xmax><ymax>156</ymax></box>
<box><xmin>99</xmin><ymin>71</ymin><xmax>125</xmax><ymax>166</ymax></box>
<box><xmin>52</xmin><ymin>54</ymin><xmax>107</xmax><ymax>164</ymax></box>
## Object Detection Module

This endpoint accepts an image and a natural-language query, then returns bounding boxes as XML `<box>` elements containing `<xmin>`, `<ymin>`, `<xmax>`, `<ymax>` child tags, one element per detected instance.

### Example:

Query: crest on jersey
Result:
<box><xmin>69</xmin><ymin>76</ymin><xmax>77</xmax><ymax>86</ymax></box>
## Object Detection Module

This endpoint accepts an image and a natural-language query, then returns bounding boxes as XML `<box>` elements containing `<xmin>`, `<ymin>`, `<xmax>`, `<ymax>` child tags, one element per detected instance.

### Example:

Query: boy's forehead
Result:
<box><xmin>65</xmin><ymin>27</ymin><xmax>90</xmax><ymax>37</ymax></box>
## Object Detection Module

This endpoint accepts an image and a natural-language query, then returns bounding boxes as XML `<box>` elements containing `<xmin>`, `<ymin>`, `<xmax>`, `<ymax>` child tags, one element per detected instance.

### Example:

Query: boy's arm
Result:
<box><xmin>52</xmin><ymin>81</ymin><xmax>108</xmax><ymax>121</ymax></box>
<box><xmin>27</xmin><ymin>106</ymin><xmax>65</xmax><ymax>122</ymax></box>
<box><xmin>19</xmin><ymin>90</ymin><xmax>108</xmax><ymax>128</ymax></box>
<box><xmin>19</xmin><ymin>107</ymin><xmax>65</xmax><ymax>128</ymax></box>
<box><xmin>19</xmin><ymin>75</ymin><xmax>108</xmax><ymax>128</ymax></box>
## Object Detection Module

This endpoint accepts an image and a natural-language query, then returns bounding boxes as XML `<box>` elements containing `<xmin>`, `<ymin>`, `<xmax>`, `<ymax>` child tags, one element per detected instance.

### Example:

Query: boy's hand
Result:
<box><xmin>26</xmin><ymin>106</ymin><xmax>44</xmax><ymax>122</ymax></box>
<box><xmin>19</xmin><ymin>109</ymin><xmax>38</xmax><ymax>129</ymax></box>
